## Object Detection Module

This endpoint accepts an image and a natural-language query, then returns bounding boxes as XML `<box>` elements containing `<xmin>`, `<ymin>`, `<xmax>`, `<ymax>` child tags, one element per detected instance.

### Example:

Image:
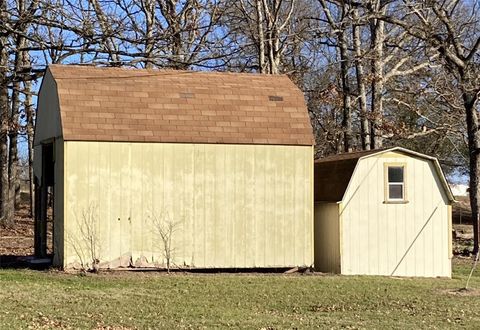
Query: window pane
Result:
<box><xmin>388</xmin><ymin>166</ymin><xmax>404</xmax><ymax>183</ymax></box>
<box><xmin>389</xmin><ymin>184</ymin><xmax>403</xmax><ymax>199</ymax></box>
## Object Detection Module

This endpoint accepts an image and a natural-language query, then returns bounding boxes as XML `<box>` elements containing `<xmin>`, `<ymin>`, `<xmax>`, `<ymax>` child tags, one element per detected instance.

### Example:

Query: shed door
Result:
<box><xmin>109</xmin><ymin>143</ymin><xmax>132</xmax><ymax>267</ymax></box>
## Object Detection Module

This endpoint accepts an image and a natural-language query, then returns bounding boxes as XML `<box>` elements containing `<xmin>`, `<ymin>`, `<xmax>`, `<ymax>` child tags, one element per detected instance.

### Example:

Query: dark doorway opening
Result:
<box><xmin>34</xmin><ymin>142</ymin><xmax>54</xmax><ymax>259</ymax></box>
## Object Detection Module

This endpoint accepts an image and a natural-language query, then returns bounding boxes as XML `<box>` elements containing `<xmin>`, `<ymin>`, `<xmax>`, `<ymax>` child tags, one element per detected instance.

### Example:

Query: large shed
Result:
<box><xmin>314</xmin><ymin>147</ymin><xmax>454</xmax><ymax>277</ymax></box>
<box><xmin>34</xmin><ymin>65</ymin><xmax>315</xmax><ymax>269</ymax></box>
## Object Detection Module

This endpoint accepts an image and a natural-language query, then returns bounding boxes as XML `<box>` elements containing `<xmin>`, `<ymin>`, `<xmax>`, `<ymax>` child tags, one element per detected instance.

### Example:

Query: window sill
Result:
<box><xmin>383</xmin><ymin>200</ymin><xmax>409</xmax><ymax>204</ymax></box>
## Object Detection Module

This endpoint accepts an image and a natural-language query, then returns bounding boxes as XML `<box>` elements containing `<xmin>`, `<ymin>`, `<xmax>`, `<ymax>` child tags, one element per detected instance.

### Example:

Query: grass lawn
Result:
<box><xmin>1</xmin><ymin>260</ymin><xmax>480</xmax><ymax>329</ymax></box>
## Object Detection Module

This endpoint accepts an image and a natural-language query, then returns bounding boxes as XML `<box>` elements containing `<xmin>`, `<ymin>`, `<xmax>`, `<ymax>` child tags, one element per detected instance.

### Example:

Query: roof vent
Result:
<box><xmin>180</xmin><ymin>92</ymin><xmax>195</xmax><ymax>99</ymax></box>
<box><xmin>269</xmin><ymin>95</ymin><xmax>283</xmax><ymax>102</ymax></box>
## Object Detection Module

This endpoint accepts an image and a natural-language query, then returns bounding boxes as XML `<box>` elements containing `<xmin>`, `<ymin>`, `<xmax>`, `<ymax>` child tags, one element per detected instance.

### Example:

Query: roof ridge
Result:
<box><xmin>315</xmin><ymin>148</ymin><xmax>388</xmax><ymax>163</ymax></box>
<box><xmin>48</xmin><ymin>64</ymin><xmax>291</xmax><ymax>78</ymax></box>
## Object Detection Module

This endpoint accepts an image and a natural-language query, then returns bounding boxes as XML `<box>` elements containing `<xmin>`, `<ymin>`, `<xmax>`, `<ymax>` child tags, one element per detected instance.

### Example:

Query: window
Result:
<box><xmin>386</xmin><ymin>165</ymin><xmax>406</xmax><ymax>201</ymax></box>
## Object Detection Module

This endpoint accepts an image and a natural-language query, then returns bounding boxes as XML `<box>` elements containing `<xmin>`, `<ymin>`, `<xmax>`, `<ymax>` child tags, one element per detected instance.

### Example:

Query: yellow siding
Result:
<box><xmin>314</xmin><ymin>203</ymin><xmax>340</xmax><ymax>273</ymax></box>
<box><xmin>341</xmin><ymin>151</ymin><xmax>451</xmax><ymax>277</ymax></box>
<box><xmin>63</xmin><ymin>141</ymin><xmax>313</xmax><ymax>269</ymax></box>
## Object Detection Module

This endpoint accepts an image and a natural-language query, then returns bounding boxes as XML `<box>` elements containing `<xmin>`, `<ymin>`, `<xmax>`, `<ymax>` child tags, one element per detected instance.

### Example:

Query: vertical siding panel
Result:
<box><xmin>172</xmin><ymin>144</ymin><xmax>184</xmax><ymax>265</ymax></box>
<box><xmin>294</xmin><ymin>147</ymin><xmax>302</xmax><ymax>265</ymax></box>
<box><xmin>107</xmin><ymin>143</ymin><xmax>118</xmax><ymax>266</ymax></box>
<box><xmin>244</xmin><ymin>145</ymin><xmax>256</xmax><ymax>267</ymax></box>
<box><xmin>295</xmin><ymin>147</ymin><xmax>306</xmax><ymax>264</ymax></box>
<box><xmin>203</xmin><ymin>144</ymin><xmax>216</xmax><ymax>266</ymax></box>
<box><xmin>130</xmin><ymin>144</ymin><xmax>143</xmax><ymax>264</ymax></box>
<box><xmin>96</xmin><ymin>142</ymin><xmax>110</xmax><ymax>267</ymax></box>
<box><xmin>142</xmin><ymin>143</ymin><xmax>153</xmax><ymax>264</ymax></box>
<box><xmin>343</xmin><ymin>164</ymin><xmax>351</xmax><ymax>274</ymax></box>
<box><xmin>302</xmin><ymin>147</ymin><xmax>312</xmax><ymax>265</ymax></box>
<box><xmin>183</xmin><ymin>144</ymin><xmax>195</xmax><ymax>267</ymax></box>
<box><xmin>374</xmin><ymin>159</ymin><xmax>384</xmax><ymax>275</ymax></box>
<box><xmin>369</xmin><ymin>158</ymin><xmax>377</xmax><ymax>274</ymax></box>
<box><xmin>279</xmin><ymin>147</ymin><xmax>286</xmax><ymax>266</ymax></box>
<box><xmin>63</xmin><ymin>143</ymin><xmax>314</xmax><ymax>269</ymax></box>
<box><xmin>193</xmin><ymin>144</ymin><xmax>205</xmax><ymax>267</ymax></box>
<box><xmin>356</xmin><ymin>161</ymin><xmax>367</xmax><ymax>274</ymax></box>
<box><xmin>223</xmin><ymin>146</ymin><xmax>233</xmax><ymax>266</ymax></box>
<box><xmin>163</xmin><ymin>144</ymin><xmax>175</xmax><ymax>266</ymax></box>
<box><xmin>276</xmin><ymin>147</ymin><xmax>283</xmax><ymax>266</ymax></box>
<box><xmin>151</xmin><ymin>144</ymin><xmax>164</xmax><ymax>263</ymax></box>
<box><xmin>264</xmin><ymin>147</ymin><xmax>275</xmax><ymax>265</ymax></box>
<box><xmin>423</xmin><ymin>162</ymin><xmax>433</xmax><ymax>276</ymax></box>
<box><xmin>283</xmin><ymin>147</ymin><xmax>294</xmax><ymax>265</ymax></box>
<box><xmin>232</xmin><ymin>146</ymin><xmax>239</xmax><ymax>267</ymax></box>
<box><xmin>407</xmin><ymin>159</ymin><xmax>415</xmax><ymax>276</ymax></box>
<box><xmin>413</xmin><ymin>159</ymin><xmax>423</xmax><ymax>276</ymax></box>
<box><xmin>121</xmin><ymin>143</ymin><xmax>132</xmax><ymax>265</ymax></box>
<box><xmin>253</xmin><ymin>147</ymin><xmax>265</xmax><ymax>266</ymax></box>
<box><xmin>107</xmin><ymin>144</ymin><xmax>117</xmax><ymax>266</ymax></box>
<box><xmin>213</xmin><ymin>145</ymin><xmax>225</xmax><ymax>267</ymax></box>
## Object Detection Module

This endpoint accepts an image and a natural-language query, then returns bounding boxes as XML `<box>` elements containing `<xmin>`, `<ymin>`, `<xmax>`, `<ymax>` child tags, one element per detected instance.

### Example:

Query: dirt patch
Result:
<box><xmin>453</xmin><ymin>224</ymin><xmax>475</xmax><ymax>256</ymax></box>
<box><xmin>0</xmin><ymin>204</ymin><xmax>35</xmax><ymax>256</ymax></box>
<box><xmin>444</xmin><ymin>288</ymin><xmax>480</xmax><ymax>297</ymax></box>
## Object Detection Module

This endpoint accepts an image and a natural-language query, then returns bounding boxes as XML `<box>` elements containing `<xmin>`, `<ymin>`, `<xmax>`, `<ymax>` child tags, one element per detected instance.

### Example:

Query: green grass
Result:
<box><xmin>1</xmin><ymin>260</ymin><xmax>480</xmax><ymax>329</ymax></box>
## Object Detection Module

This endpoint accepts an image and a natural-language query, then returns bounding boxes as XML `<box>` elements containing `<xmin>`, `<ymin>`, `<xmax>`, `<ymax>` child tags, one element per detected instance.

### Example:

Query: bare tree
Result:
<box><xmin>67</xmin><ymin>204</ymin><xmax>102</xmax><ymax>272</ymax></box>
<box><xmin>352</xmin><ymin>8</ymin><xmax>370</xmax><ymax>150</ymax></box>
<box><xmin>318</xmin><ymin>0</ymin><xmax>354</xmax><ymax>152</ymax></box>
<box><xmin>379</xmin><ymin>0</ymin><xmax>480</xmax><ymax>253</ymax></box>
<box><xmin>368</xmin><ymin>0</ymin><xmax>387</xmax><ymax>149</ymax></box>
<box><xmin>225</xmin><ymin>0</ymin><xmax>299</xmax><ymax>74</ymax></box>
<box><xmin>0</xmin><ymin>0</ymin><xmax>13</xmax><ymax>227</ymax></box>
<box><xmin>152</xmin><ymin>211</ymin><xmax>180</xmax><ymax>273</ymax></box>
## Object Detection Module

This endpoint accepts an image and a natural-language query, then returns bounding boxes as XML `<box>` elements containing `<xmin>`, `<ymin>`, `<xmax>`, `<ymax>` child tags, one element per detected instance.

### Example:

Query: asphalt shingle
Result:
<box><xmin>48</xmin><ymin>65</ymin><xmax>314</xmax><ymax>146</ymax></box>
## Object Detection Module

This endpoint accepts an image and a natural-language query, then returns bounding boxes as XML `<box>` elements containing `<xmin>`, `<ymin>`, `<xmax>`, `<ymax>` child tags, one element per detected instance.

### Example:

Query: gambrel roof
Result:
<box><xmin>314</xmin><ymin>147</ymin><xmax>455</xmax><ymax>203</ymax></box>
<box><xmin>41</xmin><ymin>65</ymin><xmax>314</xmax><ymax>146</ymax></box>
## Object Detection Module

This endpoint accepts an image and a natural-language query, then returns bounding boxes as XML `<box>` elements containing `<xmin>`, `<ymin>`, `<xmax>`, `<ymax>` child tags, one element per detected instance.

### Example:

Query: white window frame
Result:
<box><xmin>384</xmin><ymin>163</ymin><xmax>407</xmax><ymax>203</ymax></box>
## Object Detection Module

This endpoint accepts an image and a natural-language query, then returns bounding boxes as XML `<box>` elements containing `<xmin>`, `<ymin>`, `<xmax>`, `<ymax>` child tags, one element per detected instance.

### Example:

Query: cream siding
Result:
<box><xmin>314</xmin><ymin>203</ymin><xmax>340</xmax><ymax>273</ymax></box>
<box><xmin>34</xmin><ymin>69</ymin><xmax>62</xmax><ymax>147</ymax></box>
<box><xmin>340</xmin><ymin>151</ymin><xmax>451</xmax><ymax>277</ymax></box>
<box><xmin>63</xmin><ymin>141</ymin><xmax>314</xmax><ymax>269</ymax></box>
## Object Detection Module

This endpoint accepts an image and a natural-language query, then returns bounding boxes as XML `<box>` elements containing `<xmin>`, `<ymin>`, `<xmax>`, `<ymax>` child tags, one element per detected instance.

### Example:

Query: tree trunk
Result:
<box><xmin>339</xmin><ymin>28</ymin><xmax>352</xmax><ymax>152</ymax></box>
<box><xmin>9</xmin><ymin>29</ymin><xmax>26</xmax><ymax>212</ymax></box>
<box><xmin>0</xmin><ymin>0</ymin><xmax>12</xmax><ymax>226</ymax></box>
<box><xmin>89</xmin><ymin>0</ymin><xmax>121</xmax><ymax>65</ymax></box>
<box><xmin>370</xmin><ymin>2</ymin><xmax>385</xmax><ymax>149</ymax></box>
<box><xmin>24</xmin><ymin>58</ymin><xmax>35</xmax><ymax>218</ymax></box>
<box><xmin>26</xmin><ymin>90</ymin><xmax>34</xmax><ymax>218</ymax></box>
<box><xmin>255</xmin><ymin>0</ymin><xmax>266</xmax><ymax>73</ymax></box>
<box><xmin>353</xmin><ymin>10</ymin><xmax>370</xmax><ymax>150</ymax></box>
<box><xmin>465</xmin><ymin>91</ymin><xmax>480</xmax><ymax>254</ymax></box>
<box><xmin>143</xmin><ymin>0</ymin><xmax>155</xmax><ymax>68</ymax></box>
<box><xmin>9</xmin><ymin>68</ymin><xmax>19</xmax><ymax>212</ymax></box>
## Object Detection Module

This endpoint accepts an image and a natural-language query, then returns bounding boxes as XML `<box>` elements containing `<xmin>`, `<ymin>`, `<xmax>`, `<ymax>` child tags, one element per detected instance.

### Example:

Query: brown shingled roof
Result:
<box><xmin>314</xmin><ymin>149</ymin><xmax>383</xmax><ymax>202</ymax></box>
<box><xmin>47</xmin><ymin>65</ymin><xmax>314</xmax><ymax>145</ymax></box>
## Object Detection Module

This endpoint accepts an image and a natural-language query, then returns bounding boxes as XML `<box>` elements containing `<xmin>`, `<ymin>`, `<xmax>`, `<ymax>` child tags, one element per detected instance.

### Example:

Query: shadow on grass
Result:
<box><xmin>0</xmin><ymin>254</ymin><xmax>52</xmax><ymax>270</ymax></box>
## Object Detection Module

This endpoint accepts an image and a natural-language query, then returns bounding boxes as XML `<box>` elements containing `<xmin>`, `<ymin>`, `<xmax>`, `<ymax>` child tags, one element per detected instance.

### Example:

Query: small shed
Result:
<box><xmin>314</xmin><ymin>147</ymin><xmax>454</xmax><ymax>277</ymax></box>
<box><xmin>34</xmin><ymin>65</ymin><xmax>315</xmax><ymax>269</ymax></box>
